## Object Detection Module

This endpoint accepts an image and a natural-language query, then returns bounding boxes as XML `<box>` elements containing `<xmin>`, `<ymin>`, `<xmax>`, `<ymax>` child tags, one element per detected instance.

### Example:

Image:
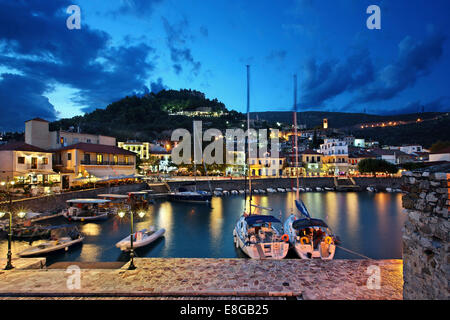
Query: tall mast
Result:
<box><xmin>293</xmin><ymin>74</ymin><xmax>299</xmax><ymax>200</ymax></box>
<box><xmin>246</xmin><ymin>65</ymin><xmax>253</xmax><ymax>215</ymax></box>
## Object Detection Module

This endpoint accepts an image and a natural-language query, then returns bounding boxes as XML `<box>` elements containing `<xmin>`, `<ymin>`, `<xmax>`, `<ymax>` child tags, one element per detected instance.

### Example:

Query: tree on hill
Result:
<box><xmin>430</xmin><ymin>140</ymin><xmax>450</xmax><ymax>153</ymax></box>
<box><xmin>358</xmin><ymin>158</ymin><xmax>398</xmax><ymax>176</ymax></box>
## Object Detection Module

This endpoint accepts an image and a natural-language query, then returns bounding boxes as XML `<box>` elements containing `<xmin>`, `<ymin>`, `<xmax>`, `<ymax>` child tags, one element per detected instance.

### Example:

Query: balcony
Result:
<box><xmin>80</xmin><ymin>160</ymin><xmax>134</xmax><ymax>166</ymax></box>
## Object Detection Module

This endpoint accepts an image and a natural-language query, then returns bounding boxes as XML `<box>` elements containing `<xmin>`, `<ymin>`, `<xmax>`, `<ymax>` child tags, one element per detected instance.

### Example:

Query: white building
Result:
<box><xmin>320</xmin><ymin>139</ymin><xmax>348</xmax><ymax>156</ymax></box>
<box><xmin>429</xmin><ymin>147</ymin><xmax>450</xmax><ymax>162</ymax></box>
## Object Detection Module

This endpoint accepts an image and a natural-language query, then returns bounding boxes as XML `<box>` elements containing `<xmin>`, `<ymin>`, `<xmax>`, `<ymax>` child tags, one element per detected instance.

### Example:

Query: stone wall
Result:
<box><xmin>1</xmin><ymin>183</ymin><xmax>147</xmax><ymax>213</ymax></box>
<box><xmin>401</xmin><ymin>163</ymin><xmax>449</xmax><ymax>300</ymax></box>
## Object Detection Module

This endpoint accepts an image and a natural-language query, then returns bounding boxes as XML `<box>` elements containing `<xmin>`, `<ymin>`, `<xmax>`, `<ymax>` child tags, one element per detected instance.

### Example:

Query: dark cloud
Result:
<box><xmin>300</xmin><ymin>48</ymin><xmax>374</xmax><ymax>107</ymax></box>
<box><xmin>150</xmin><ymin>77</ymin><xmax>167</xmax><ymax>93</ymax></box>
<box><xmin>162</xmin><ymin>17</ymin><xmax>201</xmax><ymax>75</ymax></box>
<box><xmin>0</xmin><ymin>0</ymin><xmax>156</xmax><ymax>117</ymax></box>
<box><xmin>354</xmin><ymin>30</ymin><xmax>446</xmax><ymax>103</ymax></box>
<box><xmin>0</xmin><ymin>74</ymin><xmax>58</xmax><ymax>131</ymax></box>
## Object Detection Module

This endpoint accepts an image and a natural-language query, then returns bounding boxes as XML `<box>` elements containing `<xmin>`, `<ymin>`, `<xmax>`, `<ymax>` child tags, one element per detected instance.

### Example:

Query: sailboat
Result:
<box><xmin>283</xmin><ymin>74</ymin><xmax>337</xmax><ymax>260</ymax></box>
<box><xmin>233</xmin><ymin>65</ymin><xmax>290</xmax><ymax>260</ymax></box>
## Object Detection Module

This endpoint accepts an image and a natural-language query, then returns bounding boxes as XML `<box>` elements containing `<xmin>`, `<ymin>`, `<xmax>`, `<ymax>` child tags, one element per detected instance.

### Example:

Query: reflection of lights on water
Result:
<box><xmin>81</xmin><ymin>223</ymin><xmax>101</xmax><ymax>236</ymax></box>
<box><xmin>78</xmin><ymin>243</ymin><xmax>101</xmax><ymax>261</ymax></box>
<box><xmin>209</xmin><ymin>197</ymin><xmax>223</xmax><ymax>244</ymax></box>
<box><xmin>346</xmin><ymin>192</ymin><xmax>359</xmax><ymax>234</ymax></box>
<box><xmin>158</xmin><ymin>202</ymin><xmax>173</xmax><ymax>234</ymax></box>
<box><xmin>324</xmin><ymin>192</ymin><xmax>338</xmax><ymax>228</ymax></box>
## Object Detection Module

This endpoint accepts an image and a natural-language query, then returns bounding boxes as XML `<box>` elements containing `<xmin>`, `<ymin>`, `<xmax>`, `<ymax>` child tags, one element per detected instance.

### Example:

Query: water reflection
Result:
<box><xmin>0</xmin><ymin>192</ymin><xmax>406</xmax><ymax>262</ymax></box>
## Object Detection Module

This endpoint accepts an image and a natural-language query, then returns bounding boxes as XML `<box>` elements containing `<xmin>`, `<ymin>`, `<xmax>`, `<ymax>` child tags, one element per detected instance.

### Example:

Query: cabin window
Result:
<box><xmin>18</xmin><ymin>157</ymin><xmax>25</xmax><ymax>164</ymax></box>
<box><xmin>67</xmin><ymin>153</ymin><xmax>72</xmax><ymax>161</ymax></box>
<box><xmin>125</xmin><ymin>156</ymin><xmax>129</xmax><ymax>164</ymax></box>
<box><xmin>42</xmin><ymin>157</ymin><xmax>48</xmax><ymax>165</ymax></box>
<box><xmin>97</xmin><ymin>154</ymin><xmax>103</xmax><ymax>164</ymax></box>
<box><xmin>113</xmin><ymin>155</ymin><xmax>118</xmax><ymax>164</ymax></box>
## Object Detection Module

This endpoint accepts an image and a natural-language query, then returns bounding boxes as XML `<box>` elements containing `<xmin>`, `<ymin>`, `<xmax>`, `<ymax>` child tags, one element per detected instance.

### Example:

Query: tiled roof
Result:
<box><xmin>55</xmin><ymin>142</ymin><xmax>136</xmax><ymax>156</ymax></box>
<box><xmin>0</xmin><ymin>142</ymin><xmax>49</xmax><ymax>153</ymax></box>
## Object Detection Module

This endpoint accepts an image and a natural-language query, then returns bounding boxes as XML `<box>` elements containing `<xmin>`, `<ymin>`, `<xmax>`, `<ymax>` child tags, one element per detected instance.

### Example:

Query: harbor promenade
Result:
<box><xmin>0</xmin><ymin>258</ymin><xmax>403</xmax><ymax>300</ymax></box>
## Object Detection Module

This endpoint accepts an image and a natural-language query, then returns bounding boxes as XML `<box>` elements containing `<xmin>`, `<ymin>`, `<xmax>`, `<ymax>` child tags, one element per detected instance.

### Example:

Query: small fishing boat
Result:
<box><xmin>97</xmin><ymin>194</ymin><xmax>130</xmax><ymax>213</ymax></box>
<box><xmin>277</xmin><ymin>188</ymin><xmax>286</xmax><ymax>192</ymax></box>
<box><xmin>128</xmin><ymin>191</ymin><xmax>153</xmax><ymax>209</ymax></box>
<box><xmin>231</xmin><ymin>190</ymin><xmax>239</xmax><ymax>195</ymax></box>
<box><xmin>293</xmin><ymin>187</ymin><xmax>298</xmax><ymax>191</ymax></box>
<box><xmin>258</xmin><ymin>189</ymin><xmax>266</xmax><ymax>194</ymax></box>
<box><xmin>18</xmin><ymin>227</ymin><xmax>83</xmax><ymax>257</ymax></box>
<box><xmin>266</xmin><ymin>188</ymin><xmax>276</xmax><ymax>193</ymax></box>
<box><xmin>222</xmin><ymin>190</ymin><xmax>230</xmax><ymax>196</ymax></box>
<box><xmin>116</xmin><ymin>226</ymin><xmax>165</xmax><ymax>251</ymax></box>
<box><xmin>394</xmin><ymin>188</ymin><xmax>402</xmax><ymax>193</ymax></box>
<box><xmin>234</xmin><ymin>214</ymin><xmax>290</xmax><ymax>259</ymax></box>
<box><xmin>305</xmin><ymin>187</ymin><xmax>312</xmax><ymax>192</ymax></box>
<box><xmin>315</xmin><ymin>187</ymin><xmax>323</xmax><ymax>192</ymax></box>
<box><xmin>62</xmin><ymin>199</ymin><xmax>111</xmax><ymax>221</ymax></box>
<box><xmin>253</xmin><ymin>189</ymin><xmax>260</xmax><ymax>194</ymax></box>
<box><xmin>168</xmin><ymin>188</ymin><xmax>212</xmax><ymax>203</ymax></box>
<box><xmin>238</xmin><ymin>190</ymin><xmax>245</xmax><ymax>194</ymax></box>
<box><xmin>12</xmin><ymin>226</ymin><xmax>51</xmax><ymax>240</ymax></box>
<box><xmin>366</xmin><ymin>186</ymin><xmax>377</xmax><ymax>192</ymax></box>
<box><xmin>284</xmin><ymin>200</ymin><xmax>337</xmax><ymax>260</ymax></box>
<box><xmin>385</xmin><ymin>187</ymin><xmax>393</xmax><ymax>192</ymax></box>
<box><xmin>213</xmin><ymin>190</ymin><xmax>223</xmax><ymax>196</ymax></box>
<box><xmin>286</xmin><ymin>188</ymin><xmax>292</xmax><ymax>192</ymax></box>
<box><xmin>324</xmin><ymin>187</ymin><xmax>334</xmax><ymax>191</ymax></box>
<box><xmin>299</xmin><ymin>187</ymin><xmax>305</xmax><ymax>192</ymax></box>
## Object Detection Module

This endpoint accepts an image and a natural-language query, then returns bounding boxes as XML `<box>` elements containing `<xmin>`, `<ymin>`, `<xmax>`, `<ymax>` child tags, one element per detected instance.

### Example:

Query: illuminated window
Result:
<box><xmin>113</xmin><ymin>155</ymin><xmax>118</xmax><ymax>164</ymax></box>
<box><xmin>97</xmin><ymin>154</ymin><xmax>103</xmax><ymax>164</ymax></box>
<box><xmin>125</xmin><ymin>156</ymin><xmax>129</xmax><ymax>164</ymax></box>
<box><xmin>67</xmin><ymin>153</ymin><xmax>72</xmax><ymax>161</ymax></box>
<box><xmin>42</xmin><ymin>158</ymin><xmax>48</xmax><ymax>165</ymax></box>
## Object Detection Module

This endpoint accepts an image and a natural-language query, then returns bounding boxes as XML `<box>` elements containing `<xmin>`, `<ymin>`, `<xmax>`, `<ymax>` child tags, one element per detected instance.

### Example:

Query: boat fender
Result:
<box><xmin>325</xmin><ymin>236</ymin><xmax>333</xmax><ymax>244</ymax></box>
<box><xmin>300</xmin><ymin>236</ymin><xmax>309</xmax><ymax>245</ymax></box>
<box><xmin>281</xmin><ymin>234</ymin><xmax>289</xmax><ymax>242</ymax></box>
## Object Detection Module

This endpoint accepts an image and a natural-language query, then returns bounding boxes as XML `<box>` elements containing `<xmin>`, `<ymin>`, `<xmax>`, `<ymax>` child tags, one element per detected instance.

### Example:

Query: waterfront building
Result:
<box><xmin>25</xmin><ymin>118</ymin><xmax>116</xmax><ymax>150</ymax></box>
<box><xmin>118</xmin><ymin>141</ymin><xmax>151</xmax><ymax>160</ymax></box>
<box><xmin>387</xmin><ymin>145</ymin><xmax>424</xmax><ymax>155</ymax></box>
<box><xmin>348</xmin><ymin>148</ymin><xmax>377</xmax><ymax>175</ymax></box>
<box><xmin>225</xmin><ymin>150</ymin><xmax>245</xmax><ymax>176</ymax></box>
<box><xmin>353</xmin><ymin>138</ymin><xmax>365</xmax><ymax>148</ymax></box>
<box><xmin>323</xmin><ymin>118</ymin><xmax>328</xmax><ymax>129</ymax></box>
<box><xmin>320</xmin><ymin>139</ymin><xmax>349</xmax><ymax>175</ymax></box>
<box><xmin>429</xmin><ymin>147</ymin><xmax>450</xmax><ymax>162</ymax></box>
<box><xmin>371</xmin><ymin>149</ymin><xmax>412</xmax><ymax>164</ymax></box>
<box><xmin>0</xmin><ymin>142</ymin><xmax>59</xmax><ymax>185</ymax></box>
<box><xmin>248</xmin><ymin>153</ymin><xmax>285</xmax><ymax>177</ymax></box>
<box><xmin>53</xmin><ymin>142</ymin><xmax>137</xmax><ymax>188</ymax></box>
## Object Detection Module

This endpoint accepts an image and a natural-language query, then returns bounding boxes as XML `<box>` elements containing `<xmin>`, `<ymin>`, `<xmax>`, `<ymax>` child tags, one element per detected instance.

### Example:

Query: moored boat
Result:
<box><xmin>168</xmin><ymin>188</ymin><xmax>212</xmax><ymax>203</ymax></box>
<box><xmin>116</xmin><ymin>226</ymin><xmax>165</xmax><ymax>251</ymax></box>
<box><xmin>62</xmin><ymin>199</ymin><xmax>111</xmax><ymax>221</ymax></box>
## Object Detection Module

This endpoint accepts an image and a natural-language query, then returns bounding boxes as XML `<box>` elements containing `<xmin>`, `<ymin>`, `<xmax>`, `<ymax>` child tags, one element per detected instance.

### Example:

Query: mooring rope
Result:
<box><xmin>336</xmin><ymin>245</ymin><xmax>372</xmax><ymax>260</ymax></box>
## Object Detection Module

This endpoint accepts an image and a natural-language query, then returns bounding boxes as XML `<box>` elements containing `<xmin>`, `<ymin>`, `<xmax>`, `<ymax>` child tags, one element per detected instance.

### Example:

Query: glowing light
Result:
<box><xmin>0</xmin><ymin>212</ymin><xmax>6</xmax><ymax>218</ymax></box>
<box><xmin>17</xmin><ymin>211</ymin><xmax>27</xmax><ymax>219</ymax></box>
<box><xmin>10</xmin><ymin>181</ymin><xmax>15</xmax><ymax>185</ymax></box>
<box><xmin>0</xmin><ymin>182</ymin><xmax>5</xmax><ymax>186</ymax></box>
<box><xmin>118</xmin><ymin>211</ymin><xmax>126</xmax><ymax>218</ymax></box>
<box><xmin>138</xmin><ymin>211</ymin><xmax>146</xmax><ymax>218</ymax></box>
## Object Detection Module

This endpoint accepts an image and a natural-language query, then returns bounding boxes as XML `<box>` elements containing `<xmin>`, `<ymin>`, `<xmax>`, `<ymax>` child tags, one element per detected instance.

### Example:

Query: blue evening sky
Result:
<box><xmin>0</xmin><ymin>0</ymin><xmax>449</xmax><ymax>130</ymax></box>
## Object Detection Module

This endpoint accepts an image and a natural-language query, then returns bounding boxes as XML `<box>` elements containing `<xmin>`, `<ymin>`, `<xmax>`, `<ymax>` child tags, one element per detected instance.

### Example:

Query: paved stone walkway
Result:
<box><xmin>0</xmin><ymin>258</ymin><xmax>403</xmax><ymax>300</ymax></box>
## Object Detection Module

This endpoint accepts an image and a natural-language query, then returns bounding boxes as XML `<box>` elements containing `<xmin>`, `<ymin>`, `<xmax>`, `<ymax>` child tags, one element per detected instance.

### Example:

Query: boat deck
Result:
<box><xmin>0</xmin><ymin>258</ymin><xmax>403</xmax><ymax>300</ymax></box>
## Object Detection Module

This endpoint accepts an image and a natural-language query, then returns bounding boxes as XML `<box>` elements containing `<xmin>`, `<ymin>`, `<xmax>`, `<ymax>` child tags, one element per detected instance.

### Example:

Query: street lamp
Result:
<box><xmin>0</xmin><ymin>210</ymin><xmax>26</xmax><ymax>270</ymax></box>
<box><xmin>118</xmin><ymin>209</ymin><xmax>147</xmax><ymax>270</ymax></box>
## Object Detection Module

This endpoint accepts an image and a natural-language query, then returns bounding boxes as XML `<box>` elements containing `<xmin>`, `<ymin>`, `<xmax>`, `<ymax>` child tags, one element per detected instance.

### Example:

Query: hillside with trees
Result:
<box><xmin>50</xmin><ymin>89</ymin><xmax>245</xmax><ymax>141</ymax></box>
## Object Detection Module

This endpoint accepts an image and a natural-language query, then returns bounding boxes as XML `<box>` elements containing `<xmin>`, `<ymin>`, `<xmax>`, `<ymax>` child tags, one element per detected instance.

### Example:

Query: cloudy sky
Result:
<box><xmin>0</xmin><ymin>0</ymin><xmax>449</xmax><ymax>131</ymax></box>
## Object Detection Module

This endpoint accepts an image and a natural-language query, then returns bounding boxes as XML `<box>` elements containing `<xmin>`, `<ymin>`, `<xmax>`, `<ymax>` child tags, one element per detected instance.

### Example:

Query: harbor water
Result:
<box><xmin>0</xmin><ymin>191</ymin><xmax>405</xmax><ymax>264</ymax></box>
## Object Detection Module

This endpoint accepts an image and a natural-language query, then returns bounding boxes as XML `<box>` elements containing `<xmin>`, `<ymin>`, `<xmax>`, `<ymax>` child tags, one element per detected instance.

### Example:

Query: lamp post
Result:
<box><xmin>118</xmin><ymin>208</ymin><xmax>146</xmax><ymax>270</ymax></box>
<box><xmin>0</xmin><ymin>180</ymin><xmax>26</xmax><ymax>270</ymax></box>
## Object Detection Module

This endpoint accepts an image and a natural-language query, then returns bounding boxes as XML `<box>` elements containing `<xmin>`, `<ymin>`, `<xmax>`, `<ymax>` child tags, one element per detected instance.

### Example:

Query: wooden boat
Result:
<box><xmin>18</xmin><ymin>236</ymin><xmax>83</xmax><ymax>257</ymax></box>
<box><xmin>62</xmin><ymin>199</ymin><xmax>111</xmax><ymax>221</ymax></box>
<box><xmin>116</xmin><ymin>226</ymin><xmax>165</xmax><ymax>251</ymax></box>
